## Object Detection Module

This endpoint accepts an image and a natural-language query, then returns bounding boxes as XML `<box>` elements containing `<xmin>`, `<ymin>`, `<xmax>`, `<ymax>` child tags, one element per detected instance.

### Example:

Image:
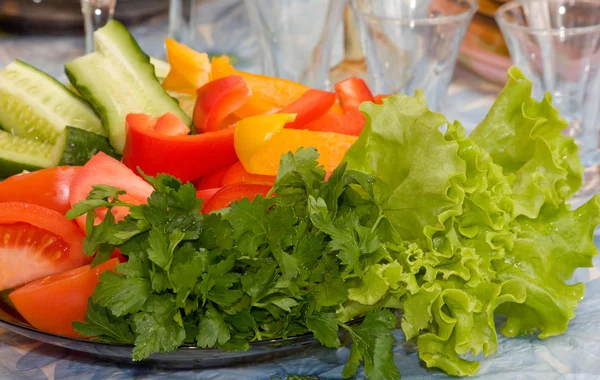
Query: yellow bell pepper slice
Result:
<box><xmin>234</xmin><ymin>113</ymin><xmax>357</xmax><ymax>176</ymax></box>
<box><xmin>162</xmin><ymin>38</ymin><xmax>210</xmax><ymax>95</ymax></box>
<box><xmin>234</xmin><ymin>113</ymin><xmax>297</xmax><ymax>168</ymax></box>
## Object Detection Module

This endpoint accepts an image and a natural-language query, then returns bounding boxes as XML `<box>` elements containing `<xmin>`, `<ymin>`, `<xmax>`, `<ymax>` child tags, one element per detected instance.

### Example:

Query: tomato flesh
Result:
<box><xmin>0</xmin><ymin>167</ymin><xmax>81</xmax><ymax>215</ymax></box>
<box><xmin>9</xmin><ymin>258</ymin><xmax>119</xmax><ymax>338</ymax></box>
<box><xmin>70</xmin><ymin>152</ymin><xmax>154</xmax><ymax>231</ymax></box>
<box><xmin>0</xmin><ymin>202</ymin><xmax>88</xmax><ymax>291</ymax></box>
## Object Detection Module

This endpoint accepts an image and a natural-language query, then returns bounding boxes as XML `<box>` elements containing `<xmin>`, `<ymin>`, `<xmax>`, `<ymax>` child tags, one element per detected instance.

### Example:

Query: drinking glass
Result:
<box><xmin>169</xmin><ymin>0</ymin><xmax>259</xmax><ymax>72</ymax></box>
<box><xmin>351</xmin><ymin>0</ymin><xmax>478</xmax><ymax>112</ymax></box>
<box><xmin>244</xmin><ymin>0</ymin><xmax>347</xmax><ymax>89</ymax></box>
<box><xmin>495</xmin><ymin>0</ymin><xmax>600</xmax><ymax>173</ymax></box>
<box><xmin>81</xmin><ymin>0</ymin><xmax>117</xmax><ymax>54</ymax></box>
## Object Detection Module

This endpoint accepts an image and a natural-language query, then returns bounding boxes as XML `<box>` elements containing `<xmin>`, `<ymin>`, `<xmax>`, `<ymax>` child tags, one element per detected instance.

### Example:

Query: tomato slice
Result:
<box><xmin>0</xmin><ymin>202</ymin><xmax>89</xmax><ymax>291</ymax></box>
<box><xmin>334</xmin><ymin>77</ymin><xmax>374</xmax><ymax>111</ymax></box>
<box><xmin>154</xmin><ymin>112</ymin><xmax>191</xmax><ymax>136</ymax></box>
<box><xmin>0</xmin><ymin>167</ymin><xmax>81</xmax><ymax>215</ymax></box>
<box><xmin>123</xmin><ymin>114</ymin><xmax>238</xmax><ymax>183</ymax></box>
<box><xmin>221</xmin><ymin>161</ymin><xmax>276</xmax><ymax>186</ymax></box>
<box><xmin>70</xmin><ymin>152</ymin><xmax>154</xmax><ymax>230</ymax></box>
<box><xmin>279</xmin><ymin>89</ymin><xmax>337</xmax><ymax>130</ymax></box>
<box><xmin>203</xmin><ymin>183</ymin><xmax>272</xmax><ymax>213</ymax></box>
<box><xmin>9</xmin><ymin>258</ymin><xmax>119</xmax><ymax>338</ymax></box>
<box><xmin>193</xmin><ymin>75</ymin><xmax>251</xmax><ymax>133</ymax></box>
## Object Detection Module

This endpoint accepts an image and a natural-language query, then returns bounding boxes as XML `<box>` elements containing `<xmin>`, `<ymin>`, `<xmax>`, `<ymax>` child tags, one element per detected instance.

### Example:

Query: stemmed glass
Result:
<box><xmin>81</xmin><ymin>0</ymin><xmax>117</xmax><ymax>54</ymax></box>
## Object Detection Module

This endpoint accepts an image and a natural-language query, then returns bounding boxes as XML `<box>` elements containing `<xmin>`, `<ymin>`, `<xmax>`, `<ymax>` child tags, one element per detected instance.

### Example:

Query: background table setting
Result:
<box><xmin>1</xmin><ymin>0</ymin><xmax>600</xmax><ymax>379</ymax></box>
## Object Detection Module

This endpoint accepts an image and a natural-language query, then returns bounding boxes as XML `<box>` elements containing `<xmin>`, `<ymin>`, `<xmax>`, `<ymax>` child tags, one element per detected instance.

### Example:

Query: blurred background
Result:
<box><xmin>0</xmin><ymin>0</ymin><xmax>511</xmax><ymax>85</ymax></box>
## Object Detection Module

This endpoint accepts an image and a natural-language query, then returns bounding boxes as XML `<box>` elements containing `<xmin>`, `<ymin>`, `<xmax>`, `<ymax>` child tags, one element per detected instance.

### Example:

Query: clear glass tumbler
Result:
<box><xmin>169</xmin><ymin>0</ymin><xmax>259</xmax><ymax>72</ymax></box>
<box><xmin>243</xmin><ymin>0</ymin><xmax>347</xmax><ymax>89</ymax></box>
<box><xmin>496</xmin><ymin>0</ymin><xmax>600</xmax><ymax>171</ymax></box>
<box><xmin>81</xmin><ymin>0</ymin><xmax>117</xmax><ymax>54</ymax></box>
<box><xmin>351</xmin><ymin>0</ymin><xmax>477</xmax><ymax>112</ymax></box>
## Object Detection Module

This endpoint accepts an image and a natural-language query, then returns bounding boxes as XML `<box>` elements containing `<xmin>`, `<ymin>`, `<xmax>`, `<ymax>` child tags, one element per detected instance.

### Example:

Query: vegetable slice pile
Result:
<box><xmin>66</xmin><ymin>67</ymin><xmax>600</xmax><ymax>380</ymax></box>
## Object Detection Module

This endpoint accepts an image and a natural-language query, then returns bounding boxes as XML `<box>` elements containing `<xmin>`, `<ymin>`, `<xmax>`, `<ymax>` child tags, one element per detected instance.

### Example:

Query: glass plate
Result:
<box><xmin>0</xmin><ymin>298</ymin><xmax>354</xmax><ymax>369</ymax></box>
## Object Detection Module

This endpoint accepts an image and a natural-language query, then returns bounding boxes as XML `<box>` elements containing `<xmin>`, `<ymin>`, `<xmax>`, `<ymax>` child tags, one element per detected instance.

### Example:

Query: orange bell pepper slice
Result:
<box><xmin>234</xmin><ymin>113</ymin><xmax>357</xmax><ymax>176</ymax></box>
<box><xmin>163</xmin><ymin>38</ymin><xmax>211</xmax><ymax>95</ymax></box>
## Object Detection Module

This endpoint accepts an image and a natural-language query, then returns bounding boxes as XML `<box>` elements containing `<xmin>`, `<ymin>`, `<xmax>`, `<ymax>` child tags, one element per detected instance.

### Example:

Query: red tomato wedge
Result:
<box><xmin>70</xmin><ymin>152</ymin><xmax>154</xmax><ymax>230</ymax></box>
<box><xmin>203</xmin><ymin>183</ymin><xmax>272</xmax><ymax>213</ymax></box>
<box><xmin>123</xmin><ymin>114</ymin><xmax>238</xmax><ymax>183</ymax></box>
<box><xmin>0</xmin><ymin>202</ymin><xmax>89</xmax><ymax>291</ymax></box>
<box><xmin>279</xmin><ymin>89</ymin><xmax>337</xmax><ymax>130</ymax></box>
<box><xmin>221</xmin><ymin>161</ymin><xmax>276</xmax><ymax>186</ymax></box>
<box><xmin>195</xmin><ymin>165</ymin><xmax>230</xmax><ymax>190</ymax></box>
<box><xmin>193</xmin><ymin>75</ymin><xmax>252</xmax><ymax>133</ymax></box>
<box><xmin>0</xmin><ymin>167</ymin><xmax>81</xmax><ymax>215</ymax></box>
<box><xmin>154</xmin><ymin>112</ymin><xmax>191</xmax><ymax>136</ymax></box>
<box><xmin>334</xmin><ymin>77</ymin><xmax>374</xmax><ymax>111</ymax></box>
<box><xmin>9</xmin><ymin>258</ymin><xmax>120</xmax><ymax>338</ymax></box>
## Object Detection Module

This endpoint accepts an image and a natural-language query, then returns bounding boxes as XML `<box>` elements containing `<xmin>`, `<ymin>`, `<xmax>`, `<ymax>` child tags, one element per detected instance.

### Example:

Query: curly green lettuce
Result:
<box><xmin>344</xmin><ymin>66</ymin><xmax>600</xmax><ymax>377</ymax></box>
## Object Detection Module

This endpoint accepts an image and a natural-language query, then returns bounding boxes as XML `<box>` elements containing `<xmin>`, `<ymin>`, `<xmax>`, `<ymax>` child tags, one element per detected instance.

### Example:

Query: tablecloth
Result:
<box><xmin>2</xmin><ymin>4</ymin><xmax>600</xmax><ymax>380</ymax></box>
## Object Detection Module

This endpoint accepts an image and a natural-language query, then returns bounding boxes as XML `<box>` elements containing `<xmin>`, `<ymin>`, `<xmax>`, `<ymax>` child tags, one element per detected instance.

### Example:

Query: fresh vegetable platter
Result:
<box><xmin>0</xmin><ymin>20</ymin><xmax>599</xmax><ymax>380</ymax></box>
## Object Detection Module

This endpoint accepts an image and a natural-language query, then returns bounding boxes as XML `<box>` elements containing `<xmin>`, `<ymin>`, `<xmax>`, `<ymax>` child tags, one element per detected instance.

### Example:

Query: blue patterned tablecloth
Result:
<box><xmin>2</xmin><ymin>4</ymin><xmax>600</xmax><ymax>380</ymax></box>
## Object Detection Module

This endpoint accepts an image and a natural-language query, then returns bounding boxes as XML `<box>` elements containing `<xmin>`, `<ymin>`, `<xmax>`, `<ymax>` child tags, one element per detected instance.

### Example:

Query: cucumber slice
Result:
<box><xmin>0</xmin><ymin>60</ymin><xmax>105</xmax><ymax>142</ymax></box>
<box><xmin>58</xmin><ymin>126</ymin><xmax>120</xmax><ymax>166</ymax></box>
<box><xmin>65</xmin><ymin>20</ymin><xmax>191</xmax><ymax>154</ymax></box>
<box><xmin>0</xmin><ymin>129</ymin><xmax>61</xmax><ymax>178</ymax></box>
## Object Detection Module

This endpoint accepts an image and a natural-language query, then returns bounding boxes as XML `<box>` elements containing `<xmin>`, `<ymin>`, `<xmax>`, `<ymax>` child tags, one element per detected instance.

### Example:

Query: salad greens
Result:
<box><xmin>68</xmin><ymin>66</ymin><xmax>600</xmax><ymax>379</ymax></box>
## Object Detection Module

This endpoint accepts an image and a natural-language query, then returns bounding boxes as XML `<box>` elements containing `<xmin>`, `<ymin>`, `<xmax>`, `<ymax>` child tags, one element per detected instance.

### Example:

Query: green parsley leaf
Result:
<box><xmin>72</xmin><ymin>300</ymin><xmax>135</xmax><ymax>344</ymax></box>
<box><xmin>93</xmin><ymin>271</ymin><xmax>152</xmax><ymax>317</ymax></box>
<box><xmin>197</xmin><ymin>304</ymin><xmax>231</xmax><ymax>348</ymax></box>
<box><xmin>306</xmin><ymin>312</ymin><xmax>341</xmax><ymax>348</ymax></box>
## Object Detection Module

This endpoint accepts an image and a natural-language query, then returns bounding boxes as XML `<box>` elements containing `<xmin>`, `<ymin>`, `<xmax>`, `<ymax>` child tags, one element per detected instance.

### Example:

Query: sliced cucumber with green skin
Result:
<box><xmin>65</xmin><ymin>20</ymin><xmax>191</xmax><ymax>154</ymax></box>
<box><xmin>0</xmin><ymin>129</ymin><xmax>61</xmax><ymax>178</ymax></box>
<box><xmin>0</xmin><ymin>60</ymin><xmax>105</xmax><ymax>143</ymax></box>
<box><xmin>58</xmin><ymin>126</ymin><xmax>120</xmax><ymax>166</ymax></box>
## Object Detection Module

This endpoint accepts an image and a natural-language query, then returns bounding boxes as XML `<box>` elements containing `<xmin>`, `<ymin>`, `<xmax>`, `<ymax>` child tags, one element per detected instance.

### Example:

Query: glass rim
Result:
<box><xmin>350</xmin><ymin>0</ymin><xmax>478</xmax><ymax>26</ymax></box>
<box><xmin>495</xmin><ymin>0</ymin><xmax>600</xmax><ymax>36</ymax></box>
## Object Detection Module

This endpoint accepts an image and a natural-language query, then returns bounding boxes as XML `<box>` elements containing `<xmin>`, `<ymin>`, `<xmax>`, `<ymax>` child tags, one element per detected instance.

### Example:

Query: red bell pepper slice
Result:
<box><xmin>202</xmin><ymin>183</ymin><xmax>272</xmax><ymax>214</ymax></box>
<box><xmin>334</xmin><ymin>77</ymin><xmax>374</xmax><ymax>111</ymax></box>
<box><xmin>123</xmin><ymin>113</ymin><xmax>238</xmax><ymax>183</ymax></box>
<box><xmin>301</xmin><ymin>109</ymin><xmax>364</xmax><ymax>136</ymax></box>
<box><xmin>195</xmin><ymin>165</ymin><xmax>230</xmax><ymax>190</ymax></box>
<box><xmin>279</xmin><ymin>89</ymin><xmax>337</xmax><ymax>130</ymax></box>
<box><xmin>374</xmin><ymin>94</ymin><xmax>389</xmax><ymax>105</ymax></box>
<box><xmin>221</xmin><ymin>161</ymin><xmax>276</xmax><ymax>186</ymax></box>
<box><xmin>193</xmin><ymin>75</ymin><xmax>252</xmax><ymax>133</ymax></box>
<box><xmin>154</xmin><ymin>112</ymin><xmax>191</xmax><ymax>136</ymax></box>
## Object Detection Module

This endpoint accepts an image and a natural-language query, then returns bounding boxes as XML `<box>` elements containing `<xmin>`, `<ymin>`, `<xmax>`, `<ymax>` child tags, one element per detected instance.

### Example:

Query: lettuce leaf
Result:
<box><xmin>345</xmin><ymin>66</ymin><xmax>600</xmax><ymax>377</ymax></box>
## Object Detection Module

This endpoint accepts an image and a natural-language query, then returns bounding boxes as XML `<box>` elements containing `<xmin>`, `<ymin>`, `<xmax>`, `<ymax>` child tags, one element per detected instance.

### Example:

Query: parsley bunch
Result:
<box><xmin>68</xmin><ymin>148</ymin><xmax>403</xmax><ymax>380</ymax></box>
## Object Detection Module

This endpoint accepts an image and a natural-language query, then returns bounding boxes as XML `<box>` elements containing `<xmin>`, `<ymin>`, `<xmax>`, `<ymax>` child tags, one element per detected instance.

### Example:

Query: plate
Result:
<box><xmin>0</xmin><ymin>298</ymin><xmax>353</xmax><ymax>369</ymax></box>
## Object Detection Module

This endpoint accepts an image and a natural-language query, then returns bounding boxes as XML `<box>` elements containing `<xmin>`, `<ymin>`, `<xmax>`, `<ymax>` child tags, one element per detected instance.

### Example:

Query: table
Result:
<box><xmin>2</xmin><ymin>7</ymin><xmax>600</xmax><ymax>380</ymax></box>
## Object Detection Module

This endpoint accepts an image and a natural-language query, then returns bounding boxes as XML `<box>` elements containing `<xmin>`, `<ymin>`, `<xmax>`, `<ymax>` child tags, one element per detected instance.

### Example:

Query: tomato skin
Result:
<box><xmin>0</xmin><ymin>202</ymin><xmax>89</xmax><ymax>291</ymax></box>
<box><xmin>9</xmin><ymin>258</ymin><xmax>120</xmax><ymax>338</ymax></box>
<box><xmin>154</xmin><ymin>112</ymin><xmax>191</xmax><ymax>136</ymax></box>
<box><xmin>334</xmin><ymin>77</ymin><xmax>374</xmax><ymax>111</ymax></box>
<box><xmin>123</xmin><ymin>114</ymin><xmax>238</xmax><ymax>183</ymax></box>
<box><xmin>203</xmin><ymin>183</ymin><xmax>272</xmax><ymax>213</ymax></box>
<box><xmin>70</xmin><ymin>152</ymin><xmax>154</xmax><ymax>231</ymax></box>
<box><xmin>0</xmin><ymin>167</ymin><xmax>81</xmax><ymax>215</ymax></box>
<box><xmin>193</xmin><ymin>75</ymin><xmax>251</xmax><ymax>133</ymax></box>
<box><xmin>221</xmin><ymin>161</ymin><xmax>276</xmax><ymax>187</ymax></box>
<box><xmin>279</xmin><ymin>89</ymin><xmax>337</xmax><ymax>130</ymax></box>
